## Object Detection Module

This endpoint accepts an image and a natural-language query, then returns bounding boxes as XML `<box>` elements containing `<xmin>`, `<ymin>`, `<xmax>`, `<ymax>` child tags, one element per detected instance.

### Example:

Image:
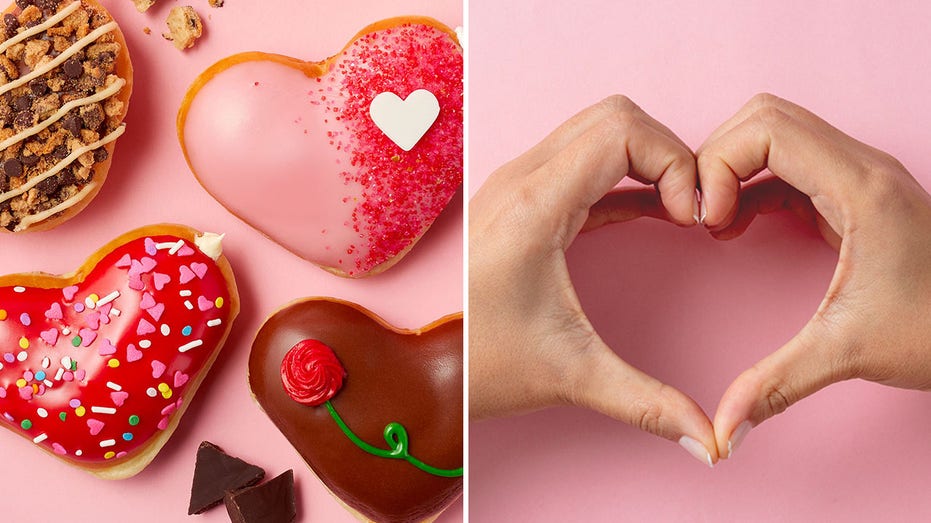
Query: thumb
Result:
<box><xmin>713</xmin><ymin>323</ymin><xmax>851</xmax><ymax>459</ymax></box>
<box><xmin>569</xmin><ymin>340</ymin><xmax>718</xmax><ymax>467</ymax></box>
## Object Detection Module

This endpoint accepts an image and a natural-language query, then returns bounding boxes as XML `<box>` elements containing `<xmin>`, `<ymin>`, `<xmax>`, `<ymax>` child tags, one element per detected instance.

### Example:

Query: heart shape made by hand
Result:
<box><xmin>178</xmin><ymin>17</ymin><xmax>463</xmax><ymax>278</ymax></box>
<box><xmin>0</xmin><ymin>224</ymin><xmax>239</xmax><ymax>479</ymax></box>
<box><xmin>249</xmin><ymin>298</ymin><xmax>462</xmax><ymax>523</ymax></box>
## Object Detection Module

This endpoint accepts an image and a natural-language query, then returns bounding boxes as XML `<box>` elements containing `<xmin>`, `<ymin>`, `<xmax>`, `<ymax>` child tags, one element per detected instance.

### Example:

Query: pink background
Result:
<box><xmin>469</xmin><ymin>1</ymin><xmax>931</xmax><ymax>521</ymax></box>
<box><xmin>0</xmin><ymin>1</ymin><xmax>462</xmax><ymax>522</ymax></box>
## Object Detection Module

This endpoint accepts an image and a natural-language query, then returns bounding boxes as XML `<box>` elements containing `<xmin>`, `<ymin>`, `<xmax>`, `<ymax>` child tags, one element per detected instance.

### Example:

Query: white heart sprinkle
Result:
<box><xmin>369</xmin><ymin>89</ymin><xmax>440</xmax><ymax>152</ymax></box>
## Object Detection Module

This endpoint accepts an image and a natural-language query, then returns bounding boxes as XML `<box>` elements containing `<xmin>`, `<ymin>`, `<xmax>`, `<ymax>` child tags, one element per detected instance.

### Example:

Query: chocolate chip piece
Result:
<box><xmin>52</xmin><ymin>144</ymin><xmax>69</xmax><ymax>160</ymax></box>
<box><xmin>15</xmin><ymin>0</ymin><xmax>33</xmax><ymax>9</ymax></box>
<box><xmin>63</xmin><ymin>58</ymin><xmax>83</xmax><ymax>79</ymax></box>
<box><xmin>93</xmin><ymin>147</ymin><xmax>108</xmax><ymax>163</ymax></box>
<box><xmin>13</xmin><ymin>110</ymin><xmax>34</xmax><ymax>130</ymax></box>
<box><xmin>28</xmin><ymin>78</ymin><xmax>48</xmax><ymax>96</ymax></box>
<box><xmin>188</xmin><ymin>441</ymin><xmax>266</xmax><ymax>515</ymax></box>
<box><xmin>62</xmin><ymin>115</ymin><xmax>82</xmax><ymax>136</ymax></box>
<box><xmin>21</xmin><ymin>154</ymin><xmax>39</xmax><ymax>166</ymax></box>
<box><xmin>58</xmin><ymin>166</ymin><xmax>76</xmax><ymax>186</ymax></box>
<box><xmin>0</xmin><ymin>173</ymin><xmax>8</xmax><ymax>192</ymax></box>
<box><xmin>13</xmin><ymin>95</ymin><xmax>31</xmax><ymax>112</ymax></box>
<box><xmin>36</xmin><ymin>0</ymin><xmax>58</xmax><ymax>12</ymax></box>
<box><xmin>34</xmin><ymin>174</ymin><xmax>60</xmax><ymax>195</ymax></box>
<box><xmin>224</xmin><ymin>470</ymin><xmax>295</xmax><ymax>523</ymax></box>
<box><xmin>4</xmin><ymin>13</ymin><xmax>19</xmax><ymax>36</ymax></box>
<box><xmin>3</xmin><ymin>158</ymin><xmax>23</xmax><ymax>178</ymax></box>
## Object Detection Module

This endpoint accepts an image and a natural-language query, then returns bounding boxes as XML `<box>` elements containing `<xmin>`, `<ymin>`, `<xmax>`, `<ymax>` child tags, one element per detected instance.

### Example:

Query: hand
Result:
<box><xmin>469</xmin><ymin>96</ymin><xmax>719</xmax><ymax>466</ymax></box>
<box><xmin>697</xmin><ymin>94</ymin><xmax>931</xmax><ymax>459</ymax></box>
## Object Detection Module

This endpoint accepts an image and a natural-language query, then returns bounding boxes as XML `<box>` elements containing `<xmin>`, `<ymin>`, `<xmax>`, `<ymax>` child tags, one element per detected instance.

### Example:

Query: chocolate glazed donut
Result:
<box><xmin>249</xmin><ymin>298</ymin><xmax>463</xmax><ymax>523</ymax></box>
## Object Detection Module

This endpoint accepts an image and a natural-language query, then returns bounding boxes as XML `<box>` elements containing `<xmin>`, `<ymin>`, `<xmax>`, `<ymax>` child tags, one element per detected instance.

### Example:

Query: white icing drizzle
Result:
<box><xmin>0</xmin><ymin>124</ymin><xmax>124</xmax><ymax>204</ymax></box>
<box><xmin>14</xmin><ymin>181</ymin><xmax>96</xmax><ymax>231</ymax></box>
<box><xmin>0</xmin><ymin>21</ymin><xmax>117</xmax><ymax>97</ymax></box>
<box><xmin>194</xmin><ymin>232</ymin><xmax>225</xmax><ymax>261</ymax></box>
<box><xmin>0</xmin><ymin>1</ymin><xmax>82</xmax><ymax>56</ymax></box>
<box><xmin>0</xmin><ymin>78</ymin><xmax>125</xmax><ymax>152</ymax></box>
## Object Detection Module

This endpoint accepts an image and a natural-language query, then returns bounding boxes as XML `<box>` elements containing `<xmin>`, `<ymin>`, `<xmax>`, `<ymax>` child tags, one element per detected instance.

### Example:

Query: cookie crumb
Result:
<box><xmin>143</xmin><ymin>26</ymin><xmax>151</xmax><ymax>35</ymax></box>
<box><xmin>162</xmin><ymin>6</ymin><xmax>203</xmax><ymax>50</ymax></box>
<box><xmin>208</xmin><ymin>0</ymin><xmax>224</xmax><ymax>7</ymax></box>
<box><xmin>132</xmin><ymin>0</ymin><xmax>155</xmax><ymax>12</ymax></box>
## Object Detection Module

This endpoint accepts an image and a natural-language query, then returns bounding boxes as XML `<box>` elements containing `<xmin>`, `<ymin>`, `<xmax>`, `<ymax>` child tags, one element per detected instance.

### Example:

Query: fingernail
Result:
<box><xmin>678</xmin><ymin>435</ymin><xmax>713</xmax><ymax>468</ymax></box>
<box><xmin>692</xmin><ymin>189</ymin><xmax>701</xmax><ymax>224</ymax></box>
<box><xmin>727</xmin><ymin>421</ymin><xmax>753</xmax><ymax>458</ymax></box>
<box><xmin>699</xmin><ymin>195</ymin><xmax>708</xmax><ymax>224</ymax></box>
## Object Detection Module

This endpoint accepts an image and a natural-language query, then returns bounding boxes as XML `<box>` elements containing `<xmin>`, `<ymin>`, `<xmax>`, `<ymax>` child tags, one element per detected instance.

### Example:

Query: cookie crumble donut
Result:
<box><xmin>0</xmin><ymin>0</ymin><xmax>132</xmax><ymax>232</ymax></box>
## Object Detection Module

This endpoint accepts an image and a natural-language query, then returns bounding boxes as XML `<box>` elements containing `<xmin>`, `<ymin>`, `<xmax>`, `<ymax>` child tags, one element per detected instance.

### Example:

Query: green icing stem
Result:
<box><xmin>325</xmin><ymin>401</ymin><xmax>463</xmax><ymax>478</ymax></box>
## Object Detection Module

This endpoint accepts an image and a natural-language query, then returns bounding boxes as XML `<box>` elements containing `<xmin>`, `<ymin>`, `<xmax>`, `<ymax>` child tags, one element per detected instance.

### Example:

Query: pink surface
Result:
<box><xmin>469</xmin><ymin>1</ymin><xmax>931</xmax><ymax>521</ymax></box>
<box><xmin>0</xmin><ymin>1</ymin><xmax>462</xmax><ymax>522</ymax></box>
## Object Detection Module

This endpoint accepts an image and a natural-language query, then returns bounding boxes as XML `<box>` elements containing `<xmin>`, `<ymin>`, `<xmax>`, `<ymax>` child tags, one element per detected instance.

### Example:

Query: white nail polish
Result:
<box><xmin>699</xmin><ymin>196</ymin><xmax>708</xmax><ymax>224</ymax></box>
<box><xmin>692</xmin><ymin>191</ymin><xmax>701</xmax><ymax>224</ymax></box>
<box><xmin>678</xmin><ymin>435</ymin><xmax>713</xmax><ymax>468</ymax></box>
<box><xmin>727</xmin><ymin>421</ymin><xmax>752</xmax><ymax>458</ymax></box>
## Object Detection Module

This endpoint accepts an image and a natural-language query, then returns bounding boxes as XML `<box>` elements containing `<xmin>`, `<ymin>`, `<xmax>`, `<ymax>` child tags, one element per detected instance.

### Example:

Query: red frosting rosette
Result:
<box><xmin>280</xmin><ymin>339</ymin><xmax>347</xmax><ymax>405</ymax></box>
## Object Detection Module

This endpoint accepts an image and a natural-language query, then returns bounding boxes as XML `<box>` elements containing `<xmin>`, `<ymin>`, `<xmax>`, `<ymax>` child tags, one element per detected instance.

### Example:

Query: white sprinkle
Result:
<box><xmin>3</xmin><ymin>412</ymin><xmax>13</xmax><ymax>422</ymax></box>
<box><xmin>36</xmin><ymin>408</ymin><xmax>48</xmax><ymax>418</ymax></box>
<box><xmin>155</xmin><ymin>241</ymin><xmax>177</xmax><ymax>250</ymax></box>
<box><xmin>41</xmin><ymin>357</ymin><xmax>50</xmax><ymax>369</ymax></box>
<box><xmin>207</xmin><ymin>319</ymin><xmax>222</xmax><ymax>327</ymax></box>
<box><xmin>146</xmin><ymin>387</ymin><xmax>157</xmax><ymax>398</ymax></box>
<box><xmin>160</xmin><ymin>324</ymin><xmax>170</xmax><ymax>336</ymax></box>
<box><xmin>106</xmin><ymin>381</ymin><xmax>121</xmax><ymax>391</ymax></box>
<box><xmin>184</xmin><ymin>300</ymin><xmax>194</xmax><ymax>310</ymax></box>
<box><xmin>54</xmin><ymin>368</ymin><xmax>64</xmax><ymax>381</ymax></box>
<box><xmin>16</xmin><ymin>351</ymin><xmax>27</xmax><ymax>362</ymax></box>
<box><xmin>0</xmin><ymin>362</ymin><xmax>3</xmax><ymax>370</ymax></box>
<box><xmin>43</xmin><ymin>379</ymin><xmax>52</xmax><ymax>388</ymax></box>
<box><xmin>91</xmin><ymin>406</ymin><xmax>116</xmax><ymax>414</ymax></box>
<box><xmin>99</xmin><ymin>439</ymin><xmax>116</xmax><ymax>448</ymax></box>
<box><xmin>110</xmin><ymin>308</ymin><xmax>121</xmax><ymax>317</ymax></box>
<box><xmin>75</xmin><ymin>450</ymin><xmax>82</xmax><ymax>456</ymax></box>
<box><xmin>61</xmin><ymin>328</ymin><xmax>70</xmax><ymax>335</ymax></box>
<box><xmin>168</xmin><ymin>240</ymin><xmax>184</xmax><ymax>255</ymax></box>
<box><xmin>84</xmin><ymin>296</ymin><xmax>96</xmax><ymax>309</ymax></box>
<box><xmin>60</xmin><ymin>356</ymin><xmax>72</xmax><ymax>368</ymax></box>
<box><xmin>13</xmin><ymin>286</ymin><xmax>25</xmax><ymax>293</ymax></box>
<box><xmin>139</xmin><ymin>340</ymin><xmax>152</xmax><ymax>349</ymax></box>
<box><xmin>95</xmin><ymin>290</ymin><xmax>120</xmax><ymax>306</ymax></box>
<box><xmin>179</xmin><ymin>290</ymin><xmax>192</xmax><ymax>297</ymax></box>
<box><xmin>178</xmin><ymin>339</ymin><xmax>203</xmax><ymax>353</ymax></box>
<box><xmin>33</xmin><ymin>433</ymin><xmax>48</xmax><ymax>444</ymax></box>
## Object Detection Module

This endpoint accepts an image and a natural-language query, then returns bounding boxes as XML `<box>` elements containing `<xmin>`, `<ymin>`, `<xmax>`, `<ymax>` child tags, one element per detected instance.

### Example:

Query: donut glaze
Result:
<box><xmin>179</xmin><ymin>17</ymin><xmax>463</xmax><ymax>277</ymax></box>
<box><xmin>0</xmin><ymin>225</ymin><xmax>238</xmax><ymax>478</ymax></box>
<box><xmin>249</xmin><ymin>298</ymin><xmax>462</xmax><ymax>523</ymax></box>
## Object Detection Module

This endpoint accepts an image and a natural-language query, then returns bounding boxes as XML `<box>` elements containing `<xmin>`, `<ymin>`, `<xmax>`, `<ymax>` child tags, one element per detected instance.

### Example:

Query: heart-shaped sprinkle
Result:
<box><xmin>137</xmin><ymin>318</ymin><xmax>156</xmax><ymax>336</ymax></box>
<box><xmin>114</xmin><ymin>255</ymin><xmax>131</xmax><ymax>269</ymax></box>
<box><xmin>190</xmin><ymin>262</ymin><xmax>208</xmax><ymax>279</ymax></box>
<box><xmin>78</xmin><ymin>328</ymin><xmax>97</xmax><ymax>347</ymax></box>
<box><xmin>87</xmin><ymin>419</ymin><xmax>105</xmax><ymax>436</ymax></box>
<box><xmin>151</xmin><ymin>360</ymin><xmax>166</xmax><ymax>379</ymax></box>
<box><xmin>369</xmin><ymin>89</ymin><xmax>441</xmax><ymax>151</ymax></box>
<box><xmin>44</xmin><ymin>303</ymin><xmax>63</xmax><ymax>320</ymax></box>
<box><xmin>110</xmin><ymin>391</ymin><xmax>129</xmax><ymax>407</ymax></box>
<box><xmin>144</xmin><ymin>238</ymin><xmax>158</xmax><ymax>256</ymax></box>
<box><xmin>173</xmin><ymin>371</ymin><xmax>189</xmax><ymax>388</ymax></box>
<box><xmin>147</xmin><ymin>303</ymin><xmax>165</xmax><ymax>322</ymax></box>
<box><xmin>177</xmin><ymin>244</ymin><xmax>195</xmax><ymax>256</ymax></box>
<box><xmin>197</xmin><ymin>296</ymin><xmax>213</xmax><ymax>311</ymax></box>
<box><xmin>139</xmin><ymin>292</ymin><xmax>156</xmax><ymax>310</ymax></box>
<box><xmin>179</xmin><ymin>266</ymin><xmax>196</xmax><ymax>284</ymax></box>
<box><xmin>40</xmin><ymin>328</ymin><xmax>58</xmax><ymax>346</ymax></box>
<box><xmin>85</xmin><ymin>312</ymin><xmax>100</xmax><ymax>330</ymax></box>
<box><xmin>98</xmin><ymin>339</ymin><xmax>117</xmax><ymax>356</ymax></box>
<box><xmin>126</xmin><ymin>344</ymin><xmax>143</xmax><ymax>363</ymax></box>
<box><xmin>153</xmin><ymin>273</ymin><xmax>171</xmax><ymax>291</ymax></box>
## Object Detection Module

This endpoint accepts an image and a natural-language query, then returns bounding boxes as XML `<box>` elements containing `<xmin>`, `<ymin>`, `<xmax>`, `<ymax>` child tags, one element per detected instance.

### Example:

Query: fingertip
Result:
<box><xmin>696</xmin><ymin>158</ymin><xmax>740</xmax><ymax>230</ymax></box>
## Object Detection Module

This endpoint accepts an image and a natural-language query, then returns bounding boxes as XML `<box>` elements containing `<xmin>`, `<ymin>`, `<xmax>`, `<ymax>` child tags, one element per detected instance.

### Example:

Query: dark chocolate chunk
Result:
<box><xmin>57</xmin><ymin>165</ymin><xmax>75</xmax><ymax>186</ymax></box>
<box><xmin>188</xmin><ymin>441</ymin><xmax>266</xmax><ymax>515</ymax></box>
<box><xmin>3</xmin><ymin>158</ymin><xmax>23</xmax><ymax>178</ymax></box>
<box><xmin>34</xmin><ymin>173</ymin><xmax>60</xmax><ymax>195</ymax></box>
<box><xmin>52</xmin><ymin>143</ymin><xmax>69</xmax><ymax>160</ymax></box>
<box><xmin>21</xmin><ymin>153</ymin><xmax>39</xmax><ymax>166</ymax></box>
<box><xmin>62</xmin><ymin>114</ymin><xmax>82</xmax><ymax>136</ymax></box>
<box><xmin>15</xmin><ymin>0</ymin><xmax>33</xmax><ymax>9</ymax></box>
<box><xmin>13</xmin><ymin>95</ymin><xmax>32</xmax><ymax>112</ymax></box>
<box><xmin>36</xmin><ymin>0</ymin><xmax>59</xmax><ymax>13</ymax></box>
<box><xmin>62</xmin><ymin>58</ymin><xmax>83</xmax><ymax>79</ymax></box>
<box><xmin>4</xmin><ymin>13</ymin><xmax>19</xmax><ymax>36</ymax></box>
<box><xmin>13</xmin><ymin>110</ymin><xmax>34</xmax><ymax>130</ymax></box>
<box><xmin>29</xmin><ymin>78</ymin><xmax>48</xmax><ymax>96</ymax></box>
<box><xmin>93</xmin><ymin>147</ymin><xmax>108</xmax><ymax>163</ymax></box>
<box><xmin>79</xmin><ymin>104</ymin><xmax>104</xmax><ymax>131</ymax></box>
<box><xmin>224</xmin><ymin>470</ymin><xmax>296</xmax><ymax>523</ymax></box>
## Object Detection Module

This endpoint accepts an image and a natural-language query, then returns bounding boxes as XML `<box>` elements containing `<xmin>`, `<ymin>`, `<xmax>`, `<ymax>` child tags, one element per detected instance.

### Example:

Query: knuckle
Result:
<box><xmin>760</xmin><ymin>382</ymin><xmax>794</xmax><ymax>419</ymax></box>
<box><xmin>632</xmin><ymin>397</ymin><xmax>666</xmax><ymax>435</ymax></box>
<box><xmin>599</xmin><ymin>94</ymin><xmax>637</xmax><ymax>115</ymax></box>
<box><xmin>747</xmin><ymin>92</ymin><xmax>782</xmax><ymax>111</ymax></box>
<box><xmin>753</xmin><ymin>104</ymin><xmax>791</xmax><ymax>129</ymax></box>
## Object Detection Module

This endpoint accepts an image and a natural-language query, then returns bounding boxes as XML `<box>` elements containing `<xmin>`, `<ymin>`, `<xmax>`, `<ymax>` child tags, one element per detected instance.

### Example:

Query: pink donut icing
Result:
<box><xmin>180</xmin><ymin>19</ymin><xmax>463</xmax><ymax>277</ymax></box>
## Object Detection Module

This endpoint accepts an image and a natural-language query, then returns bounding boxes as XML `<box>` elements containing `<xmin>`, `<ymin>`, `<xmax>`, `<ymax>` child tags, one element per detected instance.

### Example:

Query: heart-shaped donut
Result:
<box><xmin>178</xmin><ymin>17</ymin><xmax>463</xmax><ymax>277</ymax></box>
<box><xmin>0</xmin><ymin>0</ymin><xmax>133</xmax><ymax>232</ymax></box>
<box><xmin>249</xmin><ymin>298</ymin><xmax>462</xmax><ymax>523</ymax></box>
<box><xmin>0</xmin><ymin>224</ymin><xmax>239</xmax><ymax>479</ymax></box>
